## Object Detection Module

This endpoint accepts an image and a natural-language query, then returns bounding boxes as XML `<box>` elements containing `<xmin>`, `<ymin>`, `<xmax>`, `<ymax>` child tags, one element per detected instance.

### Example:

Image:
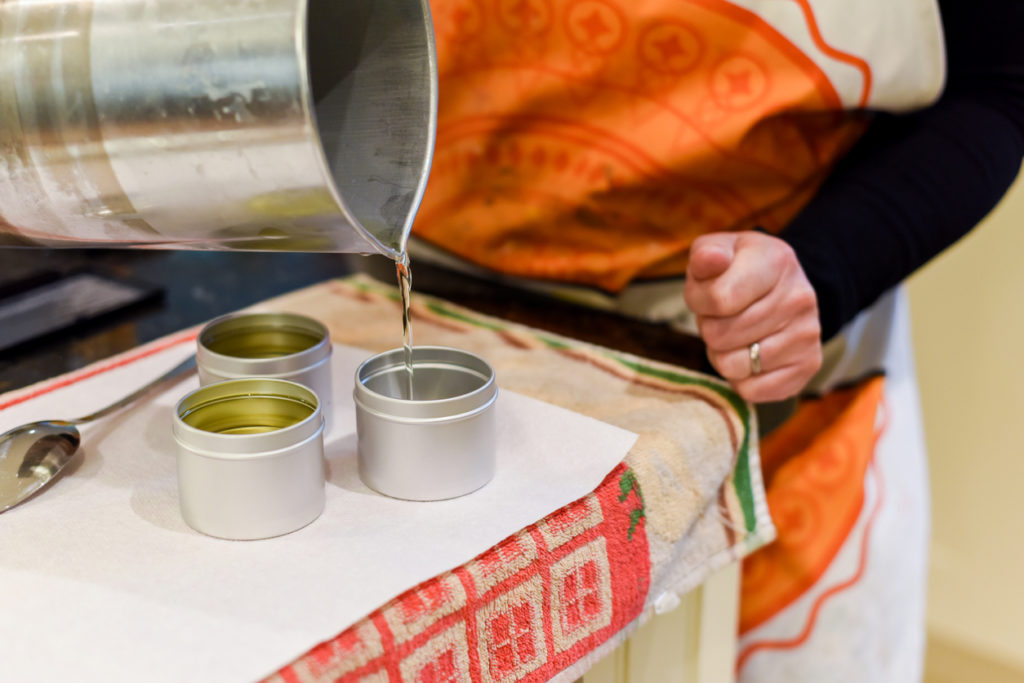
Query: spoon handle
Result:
<box><xmin>72</xmin><ymin>355</ymin><xmax>197</xmax><ymax>425</ymax></box>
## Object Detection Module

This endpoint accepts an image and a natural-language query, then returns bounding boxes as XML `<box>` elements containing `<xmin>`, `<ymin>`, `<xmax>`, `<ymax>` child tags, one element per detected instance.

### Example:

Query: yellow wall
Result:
<box><xmin>908</xmin><ymin>174</ymin><xmax>1024</xmax><ymax>671</ymax></box>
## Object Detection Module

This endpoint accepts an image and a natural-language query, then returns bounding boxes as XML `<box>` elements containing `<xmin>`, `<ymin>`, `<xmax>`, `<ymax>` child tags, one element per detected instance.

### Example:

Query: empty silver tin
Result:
<box><xmin>354</xmin><ymin>346</ymin><xmax>497</xmax><ymax>501</ymax></box>
<box><xmin>172</xmin><ymin>378</ymin><xmax>325</xmax><ymax>540</ymax></box>
<box><xmin>197</xmin><ymin>312</ymin><xmax>334</xmax><ymax>434</ymax></box>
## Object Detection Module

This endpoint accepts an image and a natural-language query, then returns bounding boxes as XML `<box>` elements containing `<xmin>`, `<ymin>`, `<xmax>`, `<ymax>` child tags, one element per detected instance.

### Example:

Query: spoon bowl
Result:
<box><xmin>0</xmin><ymin>356</ymin><xmax>195</xmax><ymax>514</ymax></box>
<box><xmin>0</xmin><ymin>421</ymin><xmax>81</xmax><ymax>512</ymax></box>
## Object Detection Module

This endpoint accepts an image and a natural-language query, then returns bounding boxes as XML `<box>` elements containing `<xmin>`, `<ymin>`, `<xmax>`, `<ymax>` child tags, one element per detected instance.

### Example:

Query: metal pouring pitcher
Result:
<box><xmin>0</xmin><ymin>0</ymin><xmax>436</xmax><ymax>258</ymax></box>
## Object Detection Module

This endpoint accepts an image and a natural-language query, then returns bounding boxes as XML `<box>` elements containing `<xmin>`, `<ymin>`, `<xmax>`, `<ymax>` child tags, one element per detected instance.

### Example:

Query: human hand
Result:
<box><xmin>683</xmin><ymin>231</ymin><xmax>822</xmax><ymax>403</ymax></box>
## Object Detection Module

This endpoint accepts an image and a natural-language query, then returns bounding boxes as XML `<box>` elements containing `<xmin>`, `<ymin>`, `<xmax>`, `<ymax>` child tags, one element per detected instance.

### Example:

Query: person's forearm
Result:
<box><xmin>780</xmin><ymin>0</ymin><xmax>1024</xmax><ymax>341</ymax></box>
<box><xmin>781</xmin><ymin>97</ymin><xmax>1023</xmax><ymax>340</ymax></box>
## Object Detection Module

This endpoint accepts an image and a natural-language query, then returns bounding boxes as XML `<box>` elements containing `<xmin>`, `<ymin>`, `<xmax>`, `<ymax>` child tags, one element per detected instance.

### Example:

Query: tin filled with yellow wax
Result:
<box><xmin>196</xmin><ymin>312</ymin><xmax>334</xmax><ymax>435</ymax></box>
<box><xmin>172</xmin><ymin>378</ymin><xmax>325</xmax><ymax>540</ymax></box>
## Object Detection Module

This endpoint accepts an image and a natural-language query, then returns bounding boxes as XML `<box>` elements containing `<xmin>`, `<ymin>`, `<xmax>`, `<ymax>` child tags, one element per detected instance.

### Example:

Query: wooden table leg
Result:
<box><xmin>583</xmin><ymin>563</ymin><xmax>740</xmax><ymax>683</ymax></box>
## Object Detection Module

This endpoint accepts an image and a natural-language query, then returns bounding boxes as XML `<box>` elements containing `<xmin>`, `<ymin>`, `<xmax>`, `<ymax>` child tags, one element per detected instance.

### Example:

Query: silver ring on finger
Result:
<box><xmin>749</xmin><ymin>342</ymin><xmax>762</xmax><ymax>375</ymax></box>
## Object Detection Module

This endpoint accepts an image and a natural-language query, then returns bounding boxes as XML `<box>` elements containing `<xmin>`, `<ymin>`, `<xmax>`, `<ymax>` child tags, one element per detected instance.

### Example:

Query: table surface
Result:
<box><xmin>0</xmin><ymin>248</ymin><xmax>710</xmax><ymax>394</ymax></box>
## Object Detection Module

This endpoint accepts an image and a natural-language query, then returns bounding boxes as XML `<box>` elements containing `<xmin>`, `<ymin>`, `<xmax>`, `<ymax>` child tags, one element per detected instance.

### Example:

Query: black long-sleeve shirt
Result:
<box><xmin>780</xmin><ymin>0</ymin><xmax>1024</xmax><ymax>341</ymax></box>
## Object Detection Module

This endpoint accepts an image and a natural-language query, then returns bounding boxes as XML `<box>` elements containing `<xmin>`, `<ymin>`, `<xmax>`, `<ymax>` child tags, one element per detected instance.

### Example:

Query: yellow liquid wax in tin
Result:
<box><xmin>181</xmin><ymin>394</ymin><xmax>315</xmax><ymax>435</ymax></box>
<box><xmin>203</xmin><ymin>326</ymin><xmax>322</xmax><ymax>359</ymax></box>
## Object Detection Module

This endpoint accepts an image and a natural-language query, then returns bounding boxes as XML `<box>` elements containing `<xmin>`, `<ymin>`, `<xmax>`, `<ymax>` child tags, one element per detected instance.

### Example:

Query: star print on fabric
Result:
<box><xmin>638</xmin><ymin>23</ymin><xmax>702</xmax><ymax>74</ymax></box>
<box><xmin>501</xmin><ymin>0</ymin><xmax>551</xmax><ymax>33</ymax></box>
<box><xmin>654</xmin><ymin>35</ymin><xmax>686</xmax><ymax>60</ymax></box>
<box><xmin>578</xmin><ymin>10</ymin><xmax>610</xmax><ymax>41</ymax></box>
<box><xmin>565</xmin><ymin>0</ymin><xmax>625</xmax><ymax>54</ymax></box>
<box><xmin>440</xmin><ymin>2</ymin><xmax>482</xmax><ymax>40</ymax></box>
<box><xmin>511</xmin><ymin>0</ymin><xmax>538</xmax><ymax>25</ymax></box>
<box><xmin>710</xmin><ymin>54</ymin><xmax>769</xmax><ymax>110</ymax></box>
<box><xmin>725</xmin><ymin>69</ymin><xmax>752</xmax><ymax>95</ymax></box>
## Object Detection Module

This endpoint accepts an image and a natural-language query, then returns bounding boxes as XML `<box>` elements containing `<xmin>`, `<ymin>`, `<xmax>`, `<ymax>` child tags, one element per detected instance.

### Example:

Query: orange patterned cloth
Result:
<box><xmin>736</xmin><ymin>291</ymin><xmax>930</xmax><ymax>681</ymax></box>
<box><xmin>415</xmin><ymin>0</ymin><xmax>872</xmax><ymax>290</ymax></box>
<box><xmin>740</xmin><ymin>377</ymin><xmax>885</xmax><ymax>638</ymax></box>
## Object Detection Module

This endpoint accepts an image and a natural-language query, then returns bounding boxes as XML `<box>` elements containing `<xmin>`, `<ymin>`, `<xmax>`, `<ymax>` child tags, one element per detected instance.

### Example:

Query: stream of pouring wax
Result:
<box><xmin>396</xmin><ymin>251</ymin><xmax>414</xmax><ymax>400</ymax></box>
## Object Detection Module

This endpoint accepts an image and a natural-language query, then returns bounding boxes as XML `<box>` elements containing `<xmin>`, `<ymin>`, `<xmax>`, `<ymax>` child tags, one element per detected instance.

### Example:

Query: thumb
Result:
<box><xmin>687</xmin><ymin>233</ymin><xmax>737</xmax><ymax>281</ymax></box>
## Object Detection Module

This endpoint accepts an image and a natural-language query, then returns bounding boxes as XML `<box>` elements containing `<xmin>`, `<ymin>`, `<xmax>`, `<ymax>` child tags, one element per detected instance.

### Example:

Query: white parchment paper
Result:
<box><xmin>0</xmin><ymin>342</ymin><xmax>637</xmax><ymax>682</ymax></box>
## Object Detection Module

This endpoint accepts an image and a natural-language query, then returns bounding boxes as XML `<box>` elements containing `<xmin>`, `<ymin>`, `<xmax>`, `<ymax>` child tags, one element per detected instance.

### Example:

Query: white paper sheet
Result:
<box><xmin>0</xmin><ymin>342</ymin><xmax>637</xmax><ymax>683</ymax></box>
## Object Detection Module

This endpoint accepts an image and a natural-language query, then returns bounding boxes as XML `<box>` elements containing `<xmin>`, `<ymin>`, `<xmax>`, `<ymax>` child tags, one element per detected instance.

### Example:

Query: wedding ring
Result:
<box><xmin>749</xmin><ymin>342</ymin><xmax>762</xmax><ymax>376</ymax></box>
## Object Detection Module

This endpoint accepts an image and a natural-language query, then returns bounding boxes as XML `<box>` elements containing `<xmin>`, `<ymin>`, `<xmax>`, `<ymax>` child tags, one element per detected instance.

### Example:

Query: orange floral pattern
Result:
<box><xmin>739</xmin><ymin>377</ymin><xmax>885</xmax><ymax>633</ymax></box>
<box><xmin>416</xmin><ymin>0</ymin><xmax>869</xmax><ymax>290</ymax></box>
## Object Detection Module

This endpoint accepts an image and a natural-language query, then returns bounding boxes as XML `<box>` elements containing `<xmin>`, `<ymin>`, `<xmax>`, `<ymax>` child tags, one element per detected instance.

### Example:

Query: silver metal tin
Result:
<box><xmin>353</xmin><ymin>346</ymin><xmax>498</xmax><ymax>501</ymax></box>
<box><xmin>172</xmin><ymin>378</ymin><xmax>325</xmax><ymax>540</ymax></box>
<box><xmin>197</xmin><ymin>312</ymin><xmax>334</xmax><ymax>434</ymax></box>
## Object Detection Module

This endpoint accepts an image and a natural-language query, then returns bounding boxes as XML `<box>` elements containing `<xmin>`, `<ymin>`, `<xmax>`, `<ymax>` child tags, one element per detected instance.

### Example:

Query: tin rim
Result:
<box><xmin>197</xmin><ymin>312</ymin><xmax>331</xmax><ymax>378</ymax></box>
<box><xmin>173</xmin><ymin>378</ymin><xmax>323</xmax><ymax>458</ymax></box>
<box><xmin>353</xmin><ymin>346</ymin><xmax>497</xmax><ymax>420</ymax></box>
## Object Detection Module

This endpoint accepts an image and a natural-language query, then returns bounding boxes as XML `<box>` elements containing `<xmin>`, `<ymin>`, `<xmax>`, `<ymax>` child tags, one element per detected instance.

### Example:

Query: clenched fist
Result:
<box><xmin>684</xmin><ymin>231</ymin><xmax>822</xmax><ymax>403</ymax></box>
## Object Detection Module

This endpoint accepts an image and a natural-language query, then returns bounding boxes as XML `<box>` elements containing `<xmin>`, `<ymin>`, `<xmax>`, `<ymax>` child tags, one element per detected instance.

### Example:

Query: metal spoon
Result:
<box><xmin>0</xmin><ymin>355</ymin><xmax>196</xmax><ymax>514</ymax></box>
